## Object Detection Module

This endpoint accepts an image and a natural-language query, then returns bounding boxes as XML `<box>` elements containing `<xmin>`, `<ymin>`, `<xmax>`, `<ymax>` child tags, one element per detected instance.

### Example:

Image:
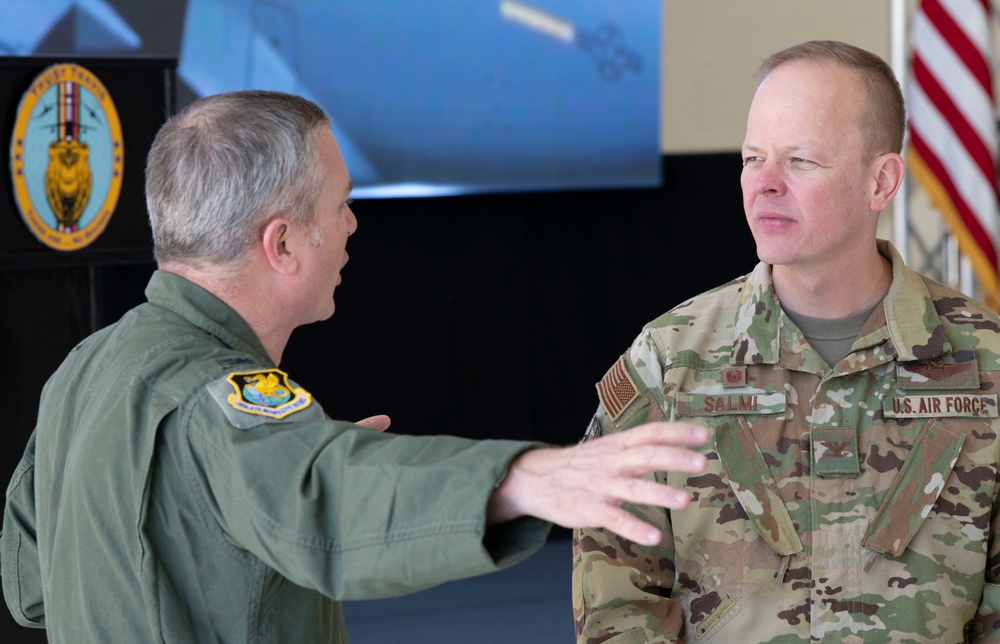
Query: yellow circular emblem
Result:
<box><xmin>9</xmin><ymin>63</ymin><xmax>124</xmax><ymax>251</ymax></box>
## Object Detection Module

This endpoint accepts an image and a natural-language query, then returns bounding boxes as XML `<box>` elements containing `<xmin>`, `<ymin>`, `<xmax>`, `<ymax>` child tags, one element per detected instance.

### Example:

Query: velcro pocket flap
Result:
<box><xmin>862</xmin><ymin>419</ymin><xmax>964</xmax><ymax>557</ymax></box>
<box><xmin>716</xmin><ymin>417</ymin><xmax>803</xmax><ymax>557</ymax></box>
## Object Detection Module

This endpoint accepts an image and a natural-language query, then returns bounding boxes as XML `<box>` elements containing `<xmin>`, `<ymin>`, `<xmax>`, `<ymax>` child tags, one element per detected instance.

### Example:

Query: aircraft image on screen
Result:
<box><xmin>179</xmin><ymin>0</ymin><xmax>659</xmax><ymax>197</ymax></box>
<box><xmin>4</xmin><ymin>0</ymin><xmax>660</xmax><ymax>198</ymax></box>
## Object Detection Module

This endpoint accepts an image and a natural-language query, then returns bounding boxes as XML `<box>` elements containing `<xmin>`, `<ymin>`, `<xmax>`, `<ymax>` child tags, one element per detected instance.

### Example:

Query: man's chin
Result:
<box><xmin>754</xmin><ymin>244</ymin><xmax>799</xmax><ymax>267</ymax></box>
<box><xmin>311</xmin><ymin>300</ymin><xmax>336</xmax><ymax>323</ymax></box>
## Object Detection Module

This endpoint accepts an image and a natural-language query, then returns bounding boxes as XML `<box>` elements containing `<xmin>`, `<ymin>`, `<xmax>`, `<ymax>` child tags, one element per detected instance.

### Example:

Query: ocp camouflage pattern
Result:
<box><xmin>573</xmin><ymin>242</ymin><xmax>1000</xmax><ymax>643</ymax></box>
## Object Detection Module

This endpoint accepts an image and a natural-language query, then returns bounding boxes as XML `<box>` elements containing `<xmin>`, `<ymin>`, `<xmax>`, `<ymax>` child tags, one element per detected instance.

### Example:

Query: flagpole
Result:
<box><xmin>890</xmin><ymin>0</ymin><xmax>909</xmax><ymax>265</ymax></box>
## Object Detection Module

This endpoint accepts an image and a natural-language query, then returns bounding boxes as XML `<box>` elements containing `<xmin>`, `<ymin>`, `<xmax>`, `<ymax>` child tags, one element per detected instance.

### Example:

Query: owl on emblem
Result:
<box><xmin>45</xmin><ymin>138</ymin><xmax>92</xmax><ymax>232</ymax></box>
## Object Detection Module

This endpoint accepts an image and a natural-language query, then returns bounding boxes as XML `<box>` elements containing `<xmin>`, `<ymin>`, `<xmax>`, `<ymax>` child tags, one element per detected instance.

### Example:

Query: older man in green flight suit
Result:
<box><xmin>2</xmin><ymin>90</ymin><xmax>708</xmax><ymax>643</ymax></box>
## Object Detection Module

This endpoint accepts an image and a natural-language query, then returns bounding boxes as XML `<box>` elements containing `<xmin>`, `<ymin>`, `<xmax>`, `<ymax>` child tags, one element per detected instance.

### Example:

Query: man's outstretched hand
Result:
<box><xmin>487</xmin><ymin>422</ymin><xmax>708</xmax><ymax>546</ymax></box>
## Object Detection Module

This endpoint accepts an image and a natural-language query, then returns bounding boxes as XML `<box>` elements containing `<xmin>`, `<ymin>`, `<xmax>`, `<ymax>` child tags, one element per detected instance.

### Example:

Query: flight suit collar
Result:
<box><xmin>729</xmin><ymin>240</ymin><xmax>949</xmax><ymax>367</ymax></box>
<box><xmin>144</xmin><ymin>270</ymin><xmax>274</xmax><ymax>366</ymax></box>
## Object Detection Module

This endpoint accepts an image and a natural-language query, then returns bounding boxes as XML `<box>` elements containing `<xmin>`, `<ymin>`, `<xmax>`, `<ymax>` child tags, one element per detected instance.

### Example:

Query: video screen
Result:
<box><xmin>2</xmin><ymin>0</ymin><xmax>661</xmax><ymax>198</ymax></box>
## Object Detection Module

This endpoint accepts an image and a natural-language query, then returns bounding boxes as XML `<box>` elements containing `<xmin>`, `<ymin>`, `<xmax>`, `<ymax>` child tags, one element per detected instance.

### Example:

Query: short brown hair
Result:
<box><xmin>756</xmin><ymin>40</ymin><xmax>905</xmax><ymax>157</ymax></box>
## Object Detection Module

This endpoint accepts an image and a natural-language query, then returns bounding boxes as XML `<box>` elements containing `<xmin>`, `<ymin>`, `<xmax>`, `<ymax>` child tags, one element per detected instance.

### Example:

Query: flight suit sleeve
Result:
<box><xmin>188</xmin><ymin>381</ymin><xmax>550</xmax><ymax>601</ymax></box>
<box><xmin>2</xmin><ymin>429</ymin><xmax>45</xmax><ymax>628</ymax></box>
<box><xmin>573</xmin><ymin>330</ymin><xmax>685</xmax><ymax>643</ymax></box>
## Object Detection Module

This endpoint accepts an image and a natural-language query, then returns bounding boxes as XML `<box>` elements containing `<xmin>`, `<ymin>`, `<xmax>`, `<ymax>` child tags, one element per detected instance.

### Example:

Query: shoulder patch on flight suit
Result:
<box><xmin>207</xmin><ymin>369</ymin><xmax>313</xmax><ymax>428</ymax></box>
<box><xmin>596</xmin><ymin>356</ymin><xmax>640</xmax><ymax>422</ymax></box>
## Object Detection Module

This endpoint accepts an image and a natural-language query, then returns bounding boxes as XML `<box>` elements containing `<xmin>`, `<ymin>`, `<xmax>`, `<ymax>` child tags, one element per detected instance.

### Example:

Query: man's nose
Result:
<box><xmin>347</xmin><ymin>206</ymin><xmax>358</xmax><ymax>236</ymax></box>
<box><xmin>752</xmin><ymin>160</ymin><xmax>785</xmax><ymax>195</ymax></box>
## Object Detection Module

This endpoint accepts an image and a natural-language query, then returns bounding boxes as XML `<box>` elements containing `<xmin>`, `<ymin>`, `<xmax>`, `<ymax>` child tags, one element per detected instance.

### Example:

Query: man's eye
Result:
<box><xmin>742</xmin><ymin>156</ymin><xmax>762</xmax><ymax>167</ymax></box>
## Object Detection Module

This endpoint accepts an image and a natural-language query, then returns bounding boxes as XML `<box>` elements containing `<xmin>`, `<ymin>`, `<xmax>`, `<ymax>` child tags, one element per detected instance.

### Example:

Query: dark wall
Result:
<box><xmin>287</xmin><ymin>154</ymin><xmax>756</xmax><ymax>445</ymax></box>
<box><xmin>1</xmin><ymin>153</ymin><xmax>755</xmax><ymax>640</ymax></box>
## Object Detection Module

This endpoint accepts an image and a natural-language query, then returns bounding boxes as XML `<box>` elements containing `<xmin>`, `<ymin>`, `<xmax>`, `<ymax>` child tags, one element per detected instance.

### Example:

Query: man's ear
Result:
<box><xmin>261</xmin><ymin>217</ymin><xmax>298</xmax><ymax>275</ymax></box>
<box><xmin>870</xmin><ymin>152</ymin><xmax>905</xmax><ymax>212</ymax></box>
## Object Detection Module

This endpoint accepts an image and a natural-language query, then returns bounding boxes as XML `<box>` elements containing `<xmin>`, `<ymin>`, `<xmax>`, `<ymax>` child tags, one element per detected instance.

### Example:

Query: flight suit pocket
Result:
<box><xmin>862</xmin><ymin>419</ymin><xmax>964</xmax><ymax>557</ymax></box>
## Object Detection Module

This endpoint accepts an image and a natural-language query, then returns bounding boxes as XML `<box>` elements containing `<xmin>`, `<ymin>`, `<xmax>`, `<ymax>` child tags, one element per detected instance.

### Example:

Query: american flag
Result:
<box><xmin>907</xmin><ymin>0</ymin><xmax>999</xmax><ymax>309</ymax></box>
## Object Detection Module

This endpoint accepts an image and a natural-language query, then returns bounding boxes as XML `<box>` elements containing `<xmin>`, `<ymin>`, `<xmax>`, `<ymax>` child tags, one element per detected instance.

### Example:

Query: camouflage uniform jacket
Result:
<box><xmin>574</xmin><ymin>241</ymin><xmax>1000</xmax><ymax>643</ymax></box>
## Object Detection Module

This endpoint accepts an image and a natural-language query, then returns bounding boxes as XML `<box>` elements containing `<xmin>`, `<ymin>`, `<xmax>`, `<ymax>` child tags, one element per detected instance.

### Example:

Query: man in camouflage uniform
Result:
<box><xmin>574</xmin><ymin>40</ymin><xmax>1000</xmax><ymax>642</ymax></box>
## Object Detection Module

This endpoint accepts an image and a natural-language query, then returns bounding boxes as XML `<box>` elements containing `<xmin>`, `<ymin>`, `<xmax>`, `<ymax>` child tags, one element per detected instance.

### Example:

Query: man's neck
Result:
<box><xmin>771</xmin><ymin>252</ymin><xmax>892</xmax><ymax>319</ymax></box>
<box><xmin>158</xmin><ymin>261</ymin><xmax>292</xmax><ymax>364</ymax></box>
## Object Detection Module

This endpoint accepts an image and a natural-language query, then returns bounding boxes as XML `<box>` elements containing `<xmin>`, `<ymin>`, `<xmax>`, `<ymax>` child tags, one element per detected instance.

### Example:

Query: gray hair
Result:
<box><xmin>146</xmin><ymin>90</ymin><xmax>331</xmax><ymax>265</ymax></box>
<box><xmin>755</xmin><ymin>40</ymin><xmax>906</xmax><ymax>157</ymax></box>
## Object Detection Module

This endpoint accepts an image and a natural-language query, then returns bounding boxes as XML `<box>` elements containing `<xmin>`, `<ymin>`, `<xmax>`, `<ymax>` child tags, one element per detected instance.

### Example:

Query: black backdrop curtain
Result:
<box><xmin>97</xmin><ymin>153</ymin><xmax>754</xmax><ymax>447</ymax></box>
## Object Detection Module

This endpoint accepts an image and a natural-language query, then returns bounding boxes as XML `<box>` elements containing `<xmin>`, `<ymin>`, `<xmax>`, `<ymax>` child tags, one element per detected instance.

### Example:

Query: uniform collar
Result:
<box><xmin>877</xmin><ymin>240</ymin><xmax>950</xmax><ymax>361</ymax></box>
<box><xmin>144</xmin><ymin>270</ymin><xmax>274</xmax><ymax>366</ymax></box>
<box><xmin>731</xmin><ymin>240</ymin><xmax>949</xmax><ymax>366</ymax></box>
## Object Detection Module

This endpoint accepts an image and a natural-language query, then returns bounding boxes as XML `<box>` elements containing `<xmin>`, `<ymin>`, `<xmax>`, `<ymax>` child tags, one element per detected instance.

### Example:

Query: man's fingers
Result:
<box><xmin>585</xmin><ymin>480</ymin><xmax>692</xmax><ymax>545</ymax></box>
<box><xmin>611</xmin><ymin>444</ymin><xmax>708</xmax><ymax>475</ymax></box>
<box><xmin>487</xmin><ymin>420</ymin><xmax>708</xmax><ymax>532</ymax></box>
<box><xmin>579</xmin><ymin>421</ymin><xmax>709</xmax><ymax>475</ymax></box>
<box><xmin>355</xmin><ymin>414</ymin><xmax>392</xmax><ymax>432</ymax></box>
<box><xmin>605</xmin><ymin>478</ymin><xmax>693</xmax><ymax>511</ymax></box>
<box><xmin>614</xmin><ymin>421</ymin><xmax>709</xmax><ymax>448</ymax></box>
<box><xmin>598</xmin><ymin>506</ymin><xmax>665</xmax><ymax>547</ymax></box>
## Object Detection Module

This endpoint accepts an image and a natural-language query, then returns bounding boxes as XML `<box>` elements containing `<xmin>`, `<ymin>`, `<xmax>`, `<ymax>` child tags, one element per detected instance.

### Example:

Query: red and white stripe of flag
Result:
<box><xmin>907</xmin><ymin>0</ymin><xmax>999</xmax><ymax>308</ymax></box>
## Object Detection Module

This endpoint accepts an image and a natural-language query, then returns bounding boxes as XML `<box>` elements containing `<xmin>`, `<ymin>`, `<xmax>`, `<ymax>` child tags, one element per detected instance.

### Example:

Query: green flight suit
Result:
<box><xmin>2</xmin><ymin>270</ymin><xmax>549</xmax><ymax>642</ymax></box>
<box><xmin>574</xmin><ymin>241</ymin><xmax>1000</xmax><ymax>643</ymax></box>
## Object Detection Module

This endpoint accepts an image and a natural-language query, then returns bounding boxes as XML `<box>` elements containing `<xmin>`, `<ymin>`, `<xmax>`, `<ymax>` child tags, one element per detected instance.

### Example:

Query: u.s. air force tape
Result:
<box><xmin>883</xmin><ymin>394</ymin><xmax>998</xmax><ymax>418</ymax></box>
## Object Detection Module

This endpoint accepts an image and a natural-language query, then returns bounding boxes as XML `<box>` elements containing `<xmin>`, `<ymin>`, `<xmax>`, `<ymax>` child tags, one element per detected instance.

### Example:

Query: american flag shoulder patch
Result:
<box><xmin>596</xmin><ymin>356</ymin><xmax>640</xmax><ymax>422</ymax></box>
